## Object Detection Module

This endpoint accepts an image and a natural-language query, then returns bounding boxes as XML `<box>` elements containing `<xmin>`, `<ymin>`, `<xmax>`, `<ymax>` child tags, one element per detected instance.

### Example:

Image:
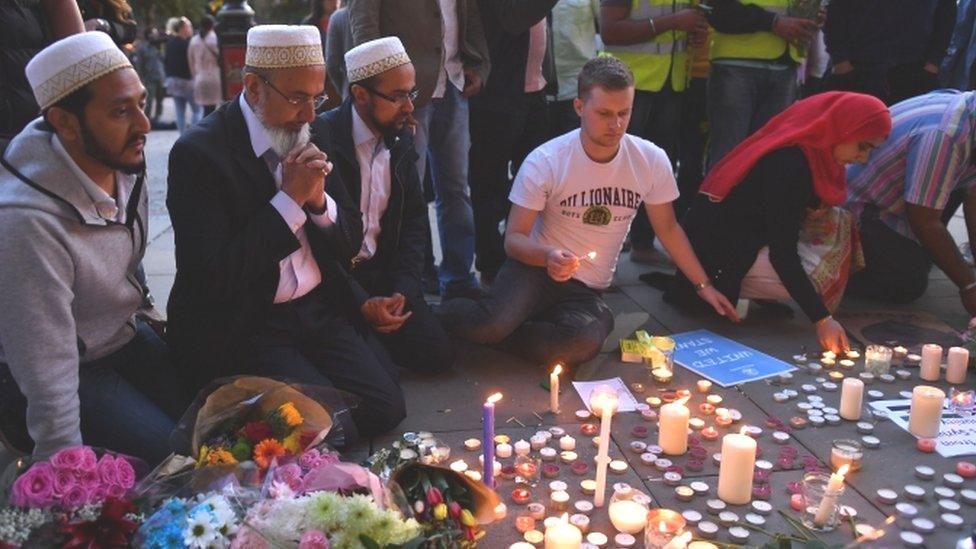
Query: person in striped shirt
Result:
<box><xmin>845</xmin><ymin>90</ymin><xmax>976</xmax><ymax>314</ymax></box>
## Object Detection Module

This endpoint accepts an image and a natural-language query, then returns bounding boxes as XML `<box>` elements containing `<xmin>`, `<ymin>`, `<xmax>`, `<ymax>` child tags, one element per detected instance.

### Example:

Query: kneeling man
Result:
<box><xmin>320</xmin><ymin>37</ymin><xmax>455</xmax><ymax>373</ymax></box>
<box><xmin>437</xmin><ymin>57</ymin><xmax>737</xmax><ymax>368</ymax></box>
<box><xmin>0</xmin><ymin>32</ymin><xmax>189</xmax><ymax>463</ymax></box>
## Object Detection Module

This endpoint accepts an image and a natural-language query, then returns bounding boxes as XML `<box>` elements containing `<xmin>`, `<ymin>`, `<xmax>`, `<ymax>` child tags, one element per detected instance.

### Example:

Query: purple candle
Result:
<box><xmin>483</xmin><ymin>393</ymin><xmax>502</xmax><ymax>489</ymax></box>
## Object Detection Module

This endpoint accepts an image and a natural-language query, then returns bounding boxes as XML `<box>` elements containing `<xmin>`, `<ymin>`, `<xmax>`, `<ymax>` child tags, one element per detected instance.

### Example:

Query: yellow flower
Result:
<box><xmin>459</xmin><ymin>509</ymin><xmax>477</xmax><ymax>527</ymax></box>
<box><xmin>282</xmin><ymin>430</ymin><xmax>303</xmax><ymax>454</ymax></box>
<box><xmin>277</xmin><ymin>402</ymin><xmax>303</xmax><ymax>427</ymax></box>
<box><xmin>196</xmin><ymin>445</ymin><xmax>211</xmax><ymax>468</ymax></box>
<box><xmin>433</xmin><ymin>503</ymin><xmax>447</xmax><ymax>521</ymax></box>
<box><xmin>206</xmin><ymin>448</ymin><xmax>238</xmax><ymax>466</ymax></box>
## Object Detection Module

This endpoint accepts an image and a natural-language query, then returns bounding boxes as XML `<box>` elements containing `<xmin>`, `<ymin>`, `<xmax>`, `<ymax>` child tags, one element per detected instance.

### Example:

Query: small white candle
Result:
<box><xmin>607</xmin><ymin>499</ymin><xmax>648</xmax><ymax>534</ymax></box>
<box><xmin>497</xmin><ymin>443</ymin><xmax>513</xmax><ymax>459</ymax></box>
<box><xmin>590</xmin><ymin>385</ymin><xmax>619</xmax><ymax>507</ymax></box>
<box><xmin>717</xmin><ymin>428</ymin><xmax>756</xmax><ymax>505</ymax></box>
<box><xmin>909</xmin><ymin>385</ymin><xmax>945</xmax><ymax>438</ymax></box>
<box><xmin>450</xmin><ymin>459</ymin><xmax>468</xmax><ymax>472</ymax></box>
<box><xmin>839</xmin><ymin>378</ymin><xmax>864</xmax><ymax>421</ymax></box>
<box><xmin>515</xmin><ymin>439</ymin><xmax>531</xmax><ymax>456</ymax></box>
<box><xmin>813</xmin><ymin>464</ymin><xmax>848</xmax><ymax>527</ymax></box>
<box><xmin>550</xmin><ymin>364</ymin><xmax>563</xmax><ymax>414</ymax></box>
<box><xmin>658</xmin><ymin>398</ymin><xmax>690</xmax><ymax>456</ymax></box>
<box><xmin>947</xmin><ymin>347</ymin><xmax>969</xmax><ymax>384</ymax></box>
<box><xmin>559</xmin><ymin>435</ymin><xmax>576</xmax><ymax>451</ymax></box>
<box><xmin>920</xmin><ymin>344</ymin><xmax>943</xmax><ymax>381</ymax></box>
<box><xmin>544</xmin><ymin>513</ymin><xmax>582</xmax><ymax>549</ymax></box>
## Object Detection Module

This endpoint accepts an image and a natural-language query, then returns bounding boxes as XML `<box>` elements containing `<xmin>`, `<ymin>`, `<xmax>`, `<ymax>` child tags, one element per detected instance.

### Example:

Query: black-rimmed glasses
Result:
<box><xmin>260</xmin><ymin>76</ymin><xmax>329</xmax><ymax>110</ymax></box>
<box><xmin>360</xmin><ymin>85</ymin><xmax>420</xmax><ymax>106</ymax></box>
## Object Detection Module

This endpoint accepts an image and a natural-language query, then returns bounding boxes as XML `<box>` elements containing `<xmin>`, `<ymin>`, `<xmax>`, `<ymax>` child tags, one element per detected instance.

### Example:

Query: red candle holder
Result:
<box><xmin>511</xmin><ymin>487</ymin><xmax>532</xmax><ymax>505</ymax></box>
<box><xmin>715</xmin><ymin>414</ymin><xmax>733</xmax><ymax>427</ymax></box>
<box><xmin>580</xmin><ymin>423</ymin><xmax>598</xmax><ymax>436</ymax></box>
<box><xmin>957</xmin><ymin>461</ymin><xmax>976</xmax><ymax>478</ymax></box>
<box><xmin>515</xmin><ymin>514</ymin><xmax>536</xmax><ymax>533</ymax></box>
<box><xmin>688</xmin><ymin>434</ymin><xmax>701</xmax><ymax>447</ymax></box>
<box><xmin>917</xmin><ymin>438</ymin><xmax>937</xmax><ymax>453</ymax></box>
<box><xmin>500</xmin><ymin>465</ymin><xmax>517</xmax><ymax>480</ymax></box>
<box><xmin>676</xmin><ymin>389</ymin><xmax>692</xmax><ymax>399</ymax></box>
<box><xmin>686</xmin><ymin>458</ymin><xmax>704</xmax><ymax>472</ymax></box>
<box><xmin>542</xmin><ymin>464</ymin><xmax>561</xmax><ymax>478</ymax></box>
<box><xmin>701</xmin><ymin>427</ymin><xmax>719</xmax><ymax>441</ymax></box>
<box><xmin>753</xmin><ymin>469</ymin><xmax>771</xmax><ymax>483</ymax></box>
<box><xmin>690</xmin><ymin>446</ymin><xmax>708</xmax><ymax>460</ymax></box>
<box><xmin>631</xmin><ymin>426</ymin><xmax>649</xmax><ymax>438</ymax></box>
<box><xmin>570</xmin><ymin>460</ymin><xmax>589</xmax><ymax>475</ymax></box>
<box><xmin>787</xmin><ymin>481</ymin><xmax>803</xmax><ymax>495</ymax></box>
<box><xmin>661</xmin><ymin>391</ymin><xmax>678</xmax><ymax>403</ymax></box>
<box><xmin>752</xmin><ymin>484</ymin><xmax>771</xmax><ymax>500</ymax></box>
<box><xmin>699</xmin><ymin>403</ymin><xmax>716</xmax><ymax>415</ymax></box>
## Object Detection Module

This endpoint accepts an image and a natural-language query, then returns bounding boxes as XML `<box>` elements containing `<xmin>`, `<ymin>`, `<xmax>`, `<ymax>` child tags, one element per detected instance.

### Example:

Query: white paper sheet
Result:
<box><xmin>572</xmin><ymin>377</ymin><xmax>640</xmax><ymax>414</ymax></box>
<box><xmin>870</xmin><ymin>399</ymin><xmax>976</xmax><ymax>458</ymax></box>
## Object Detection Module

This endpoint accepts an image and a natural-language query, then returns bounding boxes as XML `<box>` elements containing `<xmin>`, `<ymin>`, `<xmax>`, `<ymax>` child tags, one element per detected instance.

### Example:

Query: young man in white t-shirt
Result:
<box><xmin>437</xmin><ymin>57</ymin><xmax>738</xmax><ymax>367</ymax></box>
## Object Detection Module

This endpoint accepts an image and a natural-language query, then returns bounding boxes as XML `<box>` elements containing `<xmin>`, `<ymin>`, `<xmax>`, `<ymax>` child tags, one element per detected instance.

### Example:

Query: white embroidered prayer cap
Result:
<box><xmin>345</xmin><ymin>36</ymin><xmax>411</xmax><ymax>83</ymax></box>
<box><xmin>246</xmin><ymin>25</ymin><xmax>324</xmax><ymax>69</ymax></box>
<box><xmin>26</xmin><ymin>31</ymin><xmax>132</xmax><ymax>111</ymax></box>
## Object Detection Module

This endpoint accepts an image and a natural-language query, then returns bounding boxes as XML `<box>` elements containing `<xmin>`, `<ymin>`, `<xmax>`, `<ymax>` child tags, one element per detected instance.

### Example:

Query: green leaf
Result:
<box><xmin>359</xmin><ymin>535</ymin><xmax>382</xmax><ymax>549</ymax></box>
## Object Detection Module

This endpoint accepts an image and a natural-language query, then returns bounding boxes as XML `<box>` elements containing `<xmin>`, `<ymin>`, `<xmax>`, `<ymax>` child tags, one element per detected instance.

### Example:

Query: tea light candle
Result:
<box><xmin>715</xmin><ymin>409</ymin><xmax>732</xmax><ymax>427</ymax></box>
<box><xmin>571</xmin><ymin>460</ymin><xmax>589</xmax><ymax>475</ymax></box>
<box><xmin>920</xmin><ymin>344</ymin><xmax>942</xmax><ymax>381</ymax></box>
<box><xmin>540</xmin><ymin>447</ymin><xmax>558</xmax><ymax>462</ymax></box>
<box><xmin>585</xmin><ymin>532</ymin><xmax>608</xmax><ymax>547</ymax></box>
<box><xmin>574</xmin><ymin>500</ymin><xmax>594</xmax><ymax>515</ymax></box>
<box><xmin>821</xmin><ymin>357</ymin><xmax>836</xmax><ymax>368</ymax></box>
<box><xmin>569</xmin><ymin>514</ymin><xmax>590</xmax><ymax>534</ymax></box>
<box><xmin>613</xmin><ymin>534</ymin><xmax>635</xmax><ymax>548</ymax></box>
<box><xmin>550</xmin><ymin>490</ymin><xmax>570</xmax><ymax>512</ymax></box>
<box><xmin>689</xmin><ymin>418</ymin><xmax>706</xmax><ymax>431</ymax></box>
<box><xmin>559</xmin><ymin>435</ymin><xmax>576</xmax><ymax>451</ymax></box>
<box><xmin>646</xmin><ymin>396</ymin><xmax>662</xmax><ymax>408</ymax></box>
<box><xmin>607</xmin><ymin>499</ymin><xmax>648</xmax><ymax>535</ymax></box>
<box><xmin>701</xmin><ymin>426</ymin><xmax>719</xmax><ymax>441</ymax></box>
<box><xmin>516</xmin><ymin>514</ymin><xmax>537</xmax><ymax>533</ymax></box>
<box><xmin>909</xmin><ymin>385</ymin><xmax>945</xmax><ymax>438</ymax></box>
<box><xmin>839</xmin><ymin>359</ymin><xmax>855</xmax><ymax>370</ymax></box>
<box><xmin>464</xmin><ymin>470</ymin><xmax>482</xmax><ymax>482</ymax></box>
<box><xmin>512</xmin><ymin>487</ymin><xmax>532</xmax><ymax>505</ymax></box>
<box><xmin>652</xmin><ymin>367</ymin><xmax>673</xmax><ymax>383</ymax></box>
<box><xmin>464</xmin><ymin>438</ymin><xmax>481</xmax><ymax>451</ymax></box>
<box><xmin>496</xmin><ymin>435</ymin><xmax>512</xmax><ymax>445</ymax></box>
<box><xmin>947</xmin><ymin>347</ymin><xmax>969</xmax><ymax>384</ymax></box>
<box><xmin>575</xmin><ymin>410</ymin><xmax>591</xmax><ymax>422</ymax></box>
<box><xmin>609</xmin><ymin>460</ymin><xmax>628</xmax><ymax>474</ymax></box>
<box><xmin>828</xmin><ymin>370</ymin><xmax>845</xmax><ymax>381</ymax></box>
<box><xmin>717</xmin><ymin>428</ymin><xmax>757</xmax><ymax>505</ymax></box>
<box><xmin>450</xmin><ymin>459</ymin><xmax>468</xmax><ymax>472</ymax></box>
<box><xmin>839</xmin><ymin>378</ymin><xmax>864</xmax><ymax>421</ymax></box>
<box><xmin>706</xmin><ymin>394</ymin><xmax>723</xmax><ymax>405</ymax></box>
<box><xmin>524</xmin><ymin>530</ymin><xmax>544</xmax><ymax>545</ymax></box>
<box><xmin>560</xmin><ymin>451</ymin><xmax>578</xmax><ymax>464</ymax></box>
<box><xmin>497</xmin><ymin>443</ymin><xmax>514</xmax><ymax>459</ymax></box>
<box><xmin>527</xmin><ymin>502</ymin><xmax>546</xmax><ymax>520</ymax></box>
<box><xmin>580</xmin><ymin>479</ymin><xmax>596</xmax><ymax>495</ymax></box>
<box><xmin>531</xmin><ymin>435</ymin><xmax>548</xmax><ymax>451</ymax></box>
<box><xmin>830</xmin><ymin>439</ymin><xmax>863</xmax><ymax>471</ymax></box>
<box><xmin>515</xmin><ymin>439</ymin><xmax>531</xmax><ymax>456</ymax></box>
<box><xmin>659</xmin><ymin>398</ymin><xmax>690</xmax><ymax>456</ymax></box>
<box><xmin>544</xmin><ymin>514</ymin><xmax>583</xmax><ymax>548</ymax></box>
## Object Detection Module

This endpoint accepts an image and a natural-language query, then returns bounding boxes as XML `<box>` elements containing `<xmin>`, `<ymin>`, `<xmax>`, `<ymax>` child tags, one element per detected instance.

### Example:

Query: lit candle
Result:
<box><xmin>909</xmin><ymin>385</ymin><xmax>945</xmax><ymax>438</ymax></box>
<box><xmin>515</xmin><ymin>439</ymin><xmax>531</xmax><ymax>456</ymax></box>
<box><xmin>608</xmin><ymin>499</ymin><xmax>648</xmax><ymax>534</ymax></box>
<box><xmin>450</xmin><ymin>459</ymin><xmax>468</xmax><ymax>472</ymax></box>
<box><xmin>497</xmin><ymin>443</ymin><xmax>513</xmax><ymax>459</ymax></box>
<box><xmin>715</xmin><ymin>409</ymin><xmax>732</xmax><ymax>427</ymax></box>
<box><xmin>559</xmin><ymin>435</ymin><xmax>576</xmax><ymax>451</ymax></box>
<box><xmin>483</xmin><ymin>392</ymin><xmax>502</xmax><ymax>488</ymax></box>
<box><xmin>644</xmin><ymin>509</ymin><xmax>687</xmax><ymax>549</ymax></box>
<box><xmin>659</xmin><ymin>397</ymin><xmax>690</xmax><ymax>456</ymax></box>
<box><xmin>585</xmin><ymin>251</ymin><xmax>597</xmax><ymax>261</ymax></box>
<box><xmin>551</xmin><ymin>364</ymin><xmax>563</xmax><ymax>414</ymax></box>
<box><xmin>544</xmin><ymin>513</ymin><xmax>582</xmax><ymax>549</ymax></box>
<box><xmin>697</xmin><ymin>380</ymin><xmax>712</xmax><ymax>393</ymax></box>
<box><xmin>717</xmin><ymin>427</ymin><xmax>756</xmax><ymax>505</ymax></box>
<box><xmin>920</xmin><ymin>344</ymin><xmax>942</xmax><ymax>381</ymax></box>
<box><xmin>947</xmin><ymin>347</ymin><xmax>969</xmax><ymax>384</ymax></box>
<box><xmin>813</xmin><ymin>464</ymin><xmax>848</xmax><ymax>527</ymax></box>
<box><xmin>589</xmin><ymin>385</ymin><xmax>619</xmax><ymax>507</ymax></box>
<box><xmin>701</xmin><ymin>426</ymin><xmax>719</xmax><ymax>441</ymax></box>
<box><xmin>839</xmin><ymin>378</ymin><xmax>864</xmax><ymax>421</ymax></box>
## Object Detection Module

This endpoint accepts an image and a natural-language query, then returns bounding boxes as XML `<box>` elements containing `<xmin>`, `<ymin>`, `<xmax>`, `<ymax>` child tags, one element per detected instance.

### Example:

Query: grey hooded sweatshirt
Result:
<box><xmin>0</xmin><ymin>119</ymin><xmax>147</xmax><ymax>456</ymax></box>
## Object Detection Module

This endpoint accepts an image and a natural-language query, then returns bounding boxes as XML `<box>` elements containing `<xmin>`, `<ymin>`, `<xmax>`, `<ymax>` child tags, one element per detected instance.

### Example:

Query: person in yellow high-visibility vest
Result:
<box><xmin>704</xmin><ymin>0</ymin><xmax>818</xmax><ymax>170</ymax></box>
<box><xmin>600</xmin><ymin>0</ymin><xmax>708</xmax><ymax>264</ymax></box>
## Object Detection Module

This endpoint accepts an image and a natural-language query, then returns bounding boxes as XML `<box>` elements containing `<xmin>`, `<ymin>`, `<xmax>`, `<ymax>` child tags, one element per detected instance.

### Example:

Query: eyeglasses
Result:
<box><xmin>260</xmin><ymin>76</ymin><xmax>329</xmax><ymax>110</ymax></box>
<box><xmin>361</xmin><ymin>85</ymin><xmax>420</xmax><ymax>106</ymax></box>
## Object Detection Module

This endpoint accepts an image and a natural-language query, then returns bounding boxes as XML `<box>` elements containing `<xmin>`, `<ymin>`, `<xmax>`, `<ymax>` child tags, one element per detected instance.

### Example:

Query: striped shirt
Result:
<box><xmin>845</xmin><ymin>90</ymin><xmax>976</xmax><ymax>241</ymax></box>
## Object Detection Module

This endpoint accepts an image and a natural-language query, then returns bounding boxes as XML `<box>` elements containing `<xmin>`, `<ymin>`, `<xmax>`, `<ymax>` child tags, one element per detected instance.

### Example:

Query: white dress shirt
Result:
<box><xmin>433</xmin><ymin>0</ymin><xmax>466</xmax><ymax>98</ymax></box>
<box><xmin>352</xmin><ymin>106</ymin><xmax>392</xmax><ymax>260</ymax></box>
<box><xmin>52</xmin><ymin>135</ymin><xmax>134</xmax><ymax>224</ymax></box>
<box><xmin>239</xmin><ymin>94</ymin><xmax>338</xmax><ymax>303</ymax></box>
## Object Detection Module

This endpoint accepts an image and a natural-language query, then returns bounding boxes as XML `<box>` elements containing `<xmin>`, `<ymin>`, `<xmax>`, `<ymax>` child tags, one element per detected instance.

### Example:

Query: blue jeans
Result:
<box><xmin>413</xmin><ymin>84</ymin><xmax>478</xmax><ymax>293</ymax></box>
<box><xmin>706</xmin><ymin>63</ymin><xmax>797</xmax><ymax>170</ymax></box>
<box><xmin>0</xmin><ymin>322</ymin><xmax>190</xmax><ymax>465</ymax></box>
<box><xmin>173</xmin><ymin>95</ymin><xmax>201</xmax><ymax>134</ymax></box>
<box><xmin>436</xmin><ymin>259</ymin><xmax>615</xmax><ymax>366</ymax></box>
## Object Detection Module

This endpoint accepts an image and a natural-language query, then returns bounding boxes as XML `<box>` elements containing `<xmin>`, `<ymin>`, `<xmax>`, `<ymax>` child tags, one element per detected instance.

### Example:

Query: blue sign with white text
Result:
<box><xmin>671</xmin><ymin>329</ymin><xmax>796</xmax><ymax>387</ymax></box>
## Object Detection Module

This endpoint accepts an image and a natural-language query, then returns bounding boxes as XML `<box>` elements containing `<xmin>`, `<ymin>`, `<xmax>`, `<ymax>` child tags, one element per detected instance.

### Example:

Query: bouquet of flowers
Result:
<box><xmin>0</xmin><ymin>497</ymin><xmax>140</xmax><ymax>548</ymax></box>
<box><xmin>5</xmin><ymin>446</ymin><xmax>142</xmax><ymax>510</ymax></box>
<box><xmin>137</xmin><ymin>491</ymin><xmax>242</xmax><ymax>548</ymax></box>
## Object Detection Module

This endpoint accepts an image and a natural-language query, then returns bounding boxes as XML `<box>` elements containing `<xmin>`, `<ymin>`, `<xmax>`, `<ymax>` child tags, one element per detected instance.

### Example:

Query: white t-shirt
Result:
<box><xmin>509</xmin><ymin>129</ymin><xmax>679</xmax><ymax>289</ymax></box>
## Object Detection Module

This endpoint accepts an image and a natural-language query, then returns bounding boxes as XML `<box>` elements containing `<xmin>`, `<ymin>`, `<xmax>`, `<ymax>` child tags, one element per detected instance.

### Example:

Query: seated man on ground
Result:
<box><xmin>664</xmin><ymin>92</ymin><xmax>891</xmax><ymax>353</ymax></box>
<box><xmin>844</xmin><ymin>90</ymin><xmax>976</xmax><ymax>315</ymax></box>
<box><xmin>166</xmin><ymin>25</ymin><xmax>406</xmax><ymax>445</ymax></box>
<box><xmin>0</xmin><ymin>32</ymin><xmax>189</xmax><ymax>464</ymax></box>
<box><xmin>320</xmin><ymin>37</ymin><xmax>455</xmax><ymax>374</ymax></box>
<box><xmin>437</xmin><ymin>57</ymin><xmax>738</xmax><ymax>368</ymax></box>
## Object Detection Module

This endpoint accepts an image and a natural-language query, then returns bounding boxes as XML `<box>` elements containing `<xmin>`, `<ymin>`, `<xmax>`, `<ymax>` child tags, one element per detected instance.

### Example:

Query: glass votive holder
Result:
<box><xmin>648</xmin><ymin>336</ymin><xmax>675</xmax><ymax>383</ymax></box>
<box><xmin>514</xmin><ymin>454</ymin><xmax>541</xmax><ymax>487</ymax></box>
<box><xmin>801</xmin><ymin>472</ymin><xmax>846</xmax><ymax>531</ymax></box>
<box><xmin>643</xmin><ymin>509</ymin><xmax>686</xmax><ymax>549</ymax></box>
<box><xmin>949</xmin><ymin>388</ymin><xmax>976</xmax><ymax>417</ymax></box>
<box><xmin>829</xmin><ymin>439</ymin><xmax>863</xmax><ymax>472</ymax></box>
<box><xmin>864</xmin><ymin>345</ymin><xmax>893</xmax><ymax>376</ymax></box>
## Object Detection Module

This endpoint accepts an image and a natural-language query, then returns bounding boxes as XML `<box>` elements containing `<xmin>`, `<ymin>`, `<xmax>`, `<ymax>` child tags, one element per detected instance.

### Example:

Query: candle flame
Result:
<box><xmin>487</xmin><ymin>392</ymin><xmax>503</xmax><ymax>404</ymax></box>
<box><xmin>837</xmin><ymin>464</ymin><xmax>850</xmax><ymax>477</ymax></box>
<box><xmin>552</xmin><ymin>363</ymin><xmax>563</xmax><ymax>376</ymax></box>
<box><xmin>586</xmin><ymin>251</ymin><xmax>597</xmax><ymax>260</ymax></box>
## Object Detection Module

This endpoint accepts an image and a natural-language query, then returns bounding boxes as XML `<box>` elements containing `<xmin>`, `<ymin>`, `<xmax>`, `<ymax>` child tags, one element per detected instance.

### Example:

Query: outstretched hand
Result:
<box><xmin>698</xmin><ymin>286</ymin><xmax>741</xmax><ymax>322</ymax></box>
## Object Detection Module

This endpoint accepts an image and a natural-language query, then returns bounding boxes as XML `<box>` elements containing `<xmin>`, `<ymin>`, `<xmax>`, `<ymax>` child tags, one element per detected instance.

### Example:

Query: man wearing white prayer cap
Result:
<box><xmin>167</xmin><ymin>25</ymin><xmax>406</xmax><ymax>445</ymax></box>
<box><xmin>0</xmin><ymin>31</ymin><xmax>189</xmax><ymax>463</ymax></box>
<box><xmin>318</xmin><ymin>37</ymin><xmax>455</xmax><ymax>376</ymax></box>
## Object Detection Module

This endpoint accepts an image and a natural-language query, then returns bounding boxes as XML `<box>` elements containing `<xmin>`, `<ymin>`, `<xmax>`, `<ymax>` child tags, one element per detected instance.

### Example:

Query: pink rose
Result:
<box><xmin>298</xmin><ymin>449</ymin><xmax>320</xmax><ymax>470</ymax></box>
<box><xmin>91</xmin><ymin>485</ymin><xmax>108</xmax><ymax>503</ymax></box>
<box><xmin>60</xmin><ymin>485</ymin><xmax>92</xmax><ymax>508</ymax></box>
<box><xmin>106</xmin><ymin>484</ymin><xmax>127</xmax><ymax>500</ymax></box>
<box><xmin>299</xmin><ymin>530</ymin><xmax>330</xmax><ymax>549</ymax></box>
<box><xmin>77</xmin><ymin>447</ymin><xmax>97</xmax><ymax>472</ymax></box>
<box><xmin>11</xmin><ymin>462</ymin><xmax>56</xmax><ymax>508</ymax></box>
<box><xmin>97</xmin><ymin>454</ymin><xmax>118</xmax><ymax>485</ymax></box>
<box><xmin>52</xmin><ymin>469</ymin><xmax>76</xmax><ymax>498</ymax></box>
<box><xmin>313</xmin><ymin>453</ymin><xmax>339</xmax><ymax>469</ymax></box>
<box><xmin>77</xmin><ymin>469</ymin><xmax>100</xmax><ymax>490</ymax></box>
<box><xmin>113</xmin><ymin>458</ymin><xmax>136</xmax><ymax>489</ymax></box>
<box><xmin>50</xmin><ymin>447</ymin><xmax>87</xmax><ymax>471</ymax></box>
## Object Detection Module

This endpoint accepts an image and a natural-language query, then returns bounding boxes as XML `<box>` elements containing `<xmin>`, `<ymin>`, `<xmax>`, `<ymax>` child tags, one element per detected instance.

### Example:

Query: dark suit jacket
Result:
<box><xmin>166</xmin><ymin>96</ymin><xmax>367</xmax><ymax>388</ymax></box>
<box><xmin>320</xmin><ymin>100</ymin><xmax>428</xmax><ymax>298</ymax></box>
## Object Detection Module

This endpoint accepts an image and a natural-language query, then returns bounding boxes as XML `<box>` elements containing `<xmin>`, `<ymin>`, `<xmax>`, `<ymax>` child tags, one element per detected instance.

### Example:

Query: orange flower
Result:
<box><xmin>253</xmin><ymin>438</ymin><xmax>286</xmax><ymax>469</ymax></box>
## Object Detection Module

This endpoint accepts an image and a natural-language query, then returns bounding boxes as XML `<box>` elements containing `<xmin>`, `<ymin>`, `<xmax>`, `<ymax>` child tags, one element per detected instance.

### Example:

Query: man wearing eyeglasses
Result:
<box><xmin>319</xmin><ymin>38</ymin><xmax>456</xmax><ymax>376</ymax></box>
<box><xmin>166</xmin><ymin>25</ymin><xmax>408</xmax><ymax>444</ymax></box>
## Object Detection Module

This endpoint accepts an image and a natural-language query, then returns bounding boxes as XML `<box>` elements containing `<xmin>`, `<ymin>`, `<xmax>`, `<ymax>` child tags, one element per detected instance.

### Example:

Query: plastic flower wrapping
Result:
<box><xmin>366</xmin><ymin>433</ymin><xmax>501</xmax><ymax>547</ymax></box>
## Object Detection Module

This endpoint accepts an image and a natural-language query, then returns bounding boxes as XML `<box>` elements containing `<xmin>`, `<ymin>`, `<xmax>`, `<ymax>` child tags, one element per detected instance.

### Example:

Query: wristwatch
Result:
<box><xmin>694</xmin><ymin>280</ymin><xmax>711</xmax><ymax>292</ymax></box>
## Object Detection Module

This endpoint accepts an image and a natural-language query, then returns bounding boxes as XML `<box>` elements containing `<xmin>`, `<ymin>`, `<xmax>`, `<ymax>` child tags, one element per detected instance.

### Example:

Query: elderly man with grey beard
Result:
<box><xmin>166</xmin><ymin>25</ymin><xmax>407</xmax><ymax>444</ymax></box>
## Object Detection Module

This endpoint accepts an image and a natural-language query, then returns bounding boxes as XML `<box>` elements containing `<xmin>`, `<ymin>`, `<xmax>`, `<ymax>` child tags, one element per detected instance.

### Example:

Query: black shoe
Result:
<box><xmin>441</xmin><ymin>284</ymin><xmax>488</xmax><ymax>302</ymax></box>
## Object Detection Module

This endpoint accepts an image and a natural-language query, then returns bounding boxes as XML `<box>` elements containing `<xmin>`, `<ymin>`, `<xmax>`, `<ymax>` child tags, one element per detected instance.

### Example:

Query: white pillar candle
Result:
<box><xmin>717</xmin><ymin>429</ymin><xmax>757</xmax><ymax>505</ymax></box>
<box><xmin>658</xmin><ymin>399</ymin><xmax>690</xmax><ymax>456</ymax></box>
<box><xmin>590</xmin><ymin>387</ymin><xmax>619</xmax><ymax>507</ymax></box>
<box><xmin>559</xmin><ymin>435</ymin><xmax>576</xmax><ymax>451</ymax></box>
<box><xmin>909</xmin><ymin>385</ymin><xmax>946</xmax><ymax>438</ymax></box>
<box><xmin>839</xmin><ymin>378</ymin><xmax>864</xmax><ymax>421</ymax></box>
<box><xmin>947</xmin><ymin>347</ymin><xmax>969</xmax><ymax>384</ymax></box>
<box><xmin>920</xmin><ymin>344</ymin><xmax>943</xmax><ymax>381</ymax></box>
<box><xmin>607</xmin><ymin>500</ymin><xmax>648</xmax><ymax>534</ymax></box>
<box><xmin>813</xmin><ymin>464</ymin><xmax>848</xmax><ymax>527</ymax></box>
<box><xmin>550</xmin><ymin>364</ymin><xmax>562</xmax><ymax>414</ymax></box>
<box><xmin>544</xmin><ymin>514</ymin><xmax>582</xmax><ymax>549</ymax></box>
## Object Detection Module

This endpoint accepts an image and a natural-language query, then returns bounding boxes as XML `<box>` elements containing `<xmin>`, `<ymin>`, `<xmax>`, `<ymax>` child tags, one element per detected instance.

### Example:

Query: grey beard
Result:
<box><xmin>265</xmin><ymin>123</ymin><xmax>311</xmax><ymax>159</ymax></box>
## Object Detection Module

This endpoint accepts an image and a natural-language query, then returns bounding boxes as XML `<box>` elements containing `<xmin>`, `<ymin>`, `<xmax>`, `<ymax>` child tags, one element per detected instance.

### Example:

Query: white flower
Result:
<box><xmin>184</xmin><ymin>512</ymin><xmax>218</xmax><ymax>548</ymax></box>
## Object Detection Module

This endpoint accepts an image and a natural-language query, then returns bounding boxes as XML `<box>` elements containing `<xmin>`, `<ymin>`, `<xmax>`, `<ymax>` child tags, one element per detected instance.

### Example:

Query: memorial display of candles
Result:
<box><xmin>864</xmin><ymin>345</ymin><xmax>893</xmax><ymax>376</ymax></box>
<box><xmin>643</xmin><ymin>509</ymin><xmax>687</xmax><ymax>549</ymax></box>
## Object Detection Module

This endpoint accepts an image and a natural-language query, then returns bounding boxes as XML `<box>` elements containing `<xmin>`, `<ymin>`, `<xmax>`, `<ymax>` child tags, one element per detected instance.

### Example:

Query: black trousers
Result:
<box><xmin>469</xmin><ymin>91</ymin><xmax>550</xmax><ymax>280</ymax></box>
<box><xmin>241</xmin><ymin>287</ymin><xmax>406</xmax><ymax>445</ymax></box>
<box><xmin>825</xmin><ymin>60</ymin><xmax>940</xmax><ymax>106</ymax></box>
